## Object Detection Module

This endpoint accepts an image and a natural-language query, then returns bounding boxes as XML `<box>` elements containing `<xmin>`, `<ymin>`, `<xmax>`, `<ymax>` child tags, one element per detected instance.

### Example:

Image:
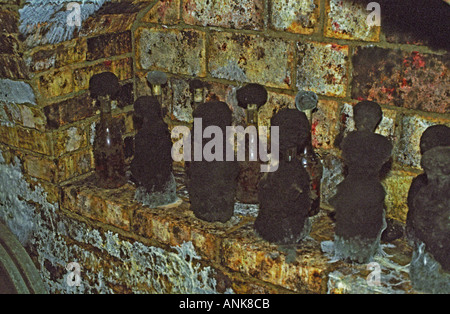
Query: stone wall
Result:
<box><xmin>0</xmin><ymin>0</ymin><xmax>448</xmax><ymax>294</ymax></box>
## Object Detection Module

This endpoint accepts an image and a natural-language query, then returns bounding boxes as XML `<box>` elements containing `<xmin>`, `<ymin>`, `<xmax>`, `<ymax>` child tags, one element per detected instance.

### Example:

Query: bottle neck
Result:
<box><xmin>284</xmin><ymin>146</ymin><xmax>297</xmax><ymax>162</ymax></box>
<box><xmin>246</xmin><ymin>104</ymin><xmax>258</xmax><ymax>126</ymax></box>
<box><xmin>193</xmin><ymin>88</ymin><xmax>204</xmax><ymax>111</ymax></box>
<box><xmin>303</xmin><ymin>108</ymin><xmax>314</xmax><ymax>153</ymax></box>
<box><xmin>98</xmin><ymin>96</ymin><xmax>112</xmax><ymax>120</ymax></box>
<box><xmin>151</xmin><ymin>84</ymin><xmax>162</xmax><ymax>97</ymax></box>
<box><xmin>303</xmin><ymin>108</ymin><xmax>312</xmax><ymax>123</ymax></box>
<box><xmin>151</xmin><ymin>85</ymin><xmax>164</xmax><ymax>110</ymax></box>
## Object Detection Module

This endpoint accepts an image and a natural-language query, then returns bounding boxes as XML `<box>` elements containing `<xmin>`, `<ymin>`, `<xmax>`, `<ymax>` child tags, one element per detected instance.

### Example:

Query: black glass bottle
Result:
<box><xmin>295</xmin><ymin>91</ymin><xmax>323</xmax><ymax>217</ymax></box>
<box><xmin>235</xmin><ymin>83</ymin><xmax>268</xmax><ymax>204</ymax></box>
<box><xmin>90</xmin><ymin>72</ymin><xmax>127</xmax><ymax>189</ymax></box>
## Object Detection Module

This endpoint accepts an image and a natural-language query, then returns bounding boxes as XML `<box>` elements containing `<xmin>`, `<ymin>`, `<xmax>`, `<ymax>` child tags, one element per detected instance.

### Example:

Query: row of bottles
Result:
<box><xmin>90</xmin><ymin>71</ymin><xmax>323</xmax><ymax>227</ymax></box>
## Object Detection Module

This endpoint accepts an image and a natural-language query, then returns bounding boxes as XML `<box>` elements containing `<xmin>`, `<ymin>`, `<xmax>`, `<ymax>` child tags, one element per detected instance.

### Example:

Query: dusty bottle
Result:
<box><xmin>296</xmin><ymin>91</ymin><xmax>323</xmax><ymax>217</ymax></box>
<box><xmin>90</xmin><ymin>72</ymin><xmax>127</xmax><ymax>189</ymax></box>
<box><xmin>255</xmin><ymin>108</ymin><xmax>312</xmax><ymax>244</ymax></box>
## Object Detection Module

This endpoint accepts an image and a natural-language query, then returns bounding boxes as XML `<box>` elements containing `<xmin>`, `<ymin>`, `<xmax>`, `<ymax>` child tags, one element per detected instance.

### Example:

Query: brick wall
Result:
<box><xmin>1</xmin><ymin>0</ymin><xmax>145</xmax><ymax>203</ymax></box>
<box><xmin>0</xmin><ymin>0</ymin><xmax>448</xmax><ymax>294</ymax></box>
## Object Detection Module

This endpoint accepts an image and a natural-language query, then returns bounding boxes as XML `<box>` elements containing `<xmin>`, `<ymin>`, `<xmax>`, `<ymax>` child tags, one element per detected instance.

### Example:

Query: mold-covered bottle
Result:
<box><xmin>131</xmin><ymin>95</ymin><xmax>177</xmax><ymax>207</ymax></box>
<box><xmin>406</xmin><ymin>124</ymin><xmax>450</xmax><ymax>243</ymax></box>
<box><xmin>330</xmin><ymin>101</ymin><xmax>392</xmax><ymax>263</ymax></box>
<box><xmin>406</xmin><ymin>124</ymin><xmax>450</xmax><ymax>294</ymax></box>
<box><xmin>187</xmin><ymin>101</ymin><xmax>239</xmax><ymax>222</ymax></box>
<box><xmin>255</xmin><ymin>108</ymin><xmax>312</xmax><ymax>244</ymax></box>
<box><xmin>409</xmin><ymin>146</ymin><xmax>450</xmax><ymax>294</ymax></box>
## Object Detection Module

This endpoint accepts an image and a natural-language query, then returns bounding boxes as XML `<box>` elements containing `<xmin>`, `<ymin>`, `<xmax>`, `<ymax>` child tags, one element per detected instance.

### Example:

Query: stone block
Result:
<box><xmin>296</xmin><ymin>42</ymin><xmax>348</xmax><ymax>97</ymax></box>
<box><xmin>152</xmin><ymin>77</ymin><xmax>235</xmax><ymax>124</ymax></box>
<box><xmin>324</xmin><ymin>0</ymin><xmax>380</xmax><ymax>42</ymax></box>
<box><xmin>137</xmin><ymin>27</ymin><xmax>206</xmax><ymax>77</ymax></box>
<box><xmin>44</xmin><ymin>92</ymin><xmax>96</xmax><ymax>129</ymax></box>
<box><xmin>0</xmin><ymin>0</ymin><xmax>21</xmax><ymax>4</ymax></box>
<box><xmin>134</xmin><ymin>70</ymin><xmax>151</xmax><ymax>99</ymax></box>
<box><xmin>23</xmin><ymin>154</ymin><xmax>57</xmax><ymax>183</ymax></box>
<box><xmin>384</xmin><ymin>31</ymin><xmax>428</xmax><ymax>48</ymax></box>
<box><xmin>0</xmin><ymin>55</ymin><xmax>29</xmax><ymax>80</ymax></box>
<box><xmin>79</xmin><ymin>13</ymin><xmax>137</xmax><ymax>37</ymax></box>
<box><xmin>24</xmin><ymin>49</ymin><xmax>56</xmax><ymax>73</ymax></box>
<box><xmin>164</xmin><ymin>77</ymin><xmax>193</xmax><ymax>123</ymax></box>
<box><xmin>121</xmin><ymin>110</ymin><xmax>134</xmax><ymax>135</ymax></box>
<box><xmin>394</xmin><ymin>114</ymin><xmax>450</xmax><ymax>168</ymax></box>
<box><xmin>110</xmin><ymin>57</ymin><xmax>134</xmax><ymax>81</ymax></box>
<box><xmin>312</xmin><ymin>99</ymin><xmax>340</xmax><ymax>150</ymax></box>
<box><xmin>0</xmin><ymin>10</ymin><xmax>18</xmax><ymax>34</ymax></box>
<box><xmin>57</xmin><ymin>148</ymin><xmax>94</xmax><ymax>182</ymax></box>
<box><xmin>18</xmin><ymin>2</ymin><xmax>138</xmax><ymax>48</ymax></box>
<box><xmin>73</xmin><ymin>57</ymin><xmax>133</xmax><ymax>92</ymax></box>
<box><xmin>53</xmin><ymin>124</ymin><xmax>89</xmax><ymax>157</ymax></box>
<box><xmin>0</xmin><ymin>34</ymin><xmax>19</xmax><ymax>55</ymax></box>
<box><xmin>375</xmin><ymin>108</ymin><xmax>399</xmax><ymax>142</ymax></box>
<box><xmin>382</xmin><ymin>170</ymin><xmax>417</xmax><ymax>223</ymax></box>
<box><xmin>132</xmin><ymin>202</ymin><xmax>227</xmax><ymax>262</ymax></box>
<box><xmin>142</xmin><ymin>0</ymin><xmax>180</xmax><ymax>24</ymax></box>
<box><xmin>18</xmin><ymin>104</ymin><xmax>47</xmax><ymax>131</ymax></box>
<box><xmin>53</xmin><ymin>172</ymin><xmax>418</xmax><ymax>294</ymax></box>
<box><xmin>62</xmin><ymin>182</ymin><xmax>136</xmax><ymax>231</ymax></box>
<box><xmin>225</xmin><ymin>270</ymin><xmax>286</xmax><ymax>294</ymax></box>
<box><xmin>0</xmin><ymin>124</ymin><xmax>18</xmax><ymax>147</ymax></box>
<box><xmin>270</xmin><ymin>0</ymin><xmax>319</xmax><ymax>34</ymax></box>
<box><xmin>221</xmin><ymin>221</ymin><xmax>333</xmax><ymax>293</ymax></box>
<box><xmin>327</xmin><ymin>257</ymin><xmax>414</xmax><ymax>294</ymax></box>
<box><xmin>0</xmin><ymin>78</ymin><xmax>36</xmax><ymax>106</ymax></box>
<box><xmin>352</xmin><ymin>47</ymin><xmax>449</xmax><ymax>114</ymax></box>
<box><xmin>36</xmin><ymin>67</ymin><xmax>73</xmax><ymax>99</ymax></box>
<box><xmin>25</xmin><ymin>38</ymin><xmax>88</xmax><ymax>73</ymax></box>
<box><xmin>55</xmin><ymin>38</ymin><xmax>88</xmax><ymax>68</ymax></box>
<box><xmin>16</xmin><ymin>127</ymin><xmax>53</xmax><ymax>155</ymax></box>
<box><xmin>378</xmin><ymin>0</ymin><xmax>448</xmax><ymax>51</ymax></box>
<box><xmin>87</xmin><ymin>31</ymin><xmax>132</xmax><ymax>61</ymax></box>
<box><xmin>26</xmin><ymin>177</ymin><xmax>60</xmax><ymax>204</ymax></box>
<box><xmin>0</xmin><ymin>102</ymin><xmax>46</xmax><ymax>131</ymax></box>
<box><xmin>183</xmin><ymin>0</ymin><xmax>264</xmax><ymax>30</ymax></box>
<box><xmin>209</xmin><ymin>32</ymin><xmax>293</xmax><ymax>88</ymax></box>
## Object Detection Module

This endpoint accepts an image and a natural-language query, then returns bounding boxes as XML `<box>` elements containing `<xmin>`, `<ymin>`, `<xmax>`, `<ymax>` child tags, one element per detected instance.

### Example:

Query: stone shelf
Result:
<box><xmin>61</xmin><ymin>173</ymin><xmax>417</xmax><ymax>294</ymax></box>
